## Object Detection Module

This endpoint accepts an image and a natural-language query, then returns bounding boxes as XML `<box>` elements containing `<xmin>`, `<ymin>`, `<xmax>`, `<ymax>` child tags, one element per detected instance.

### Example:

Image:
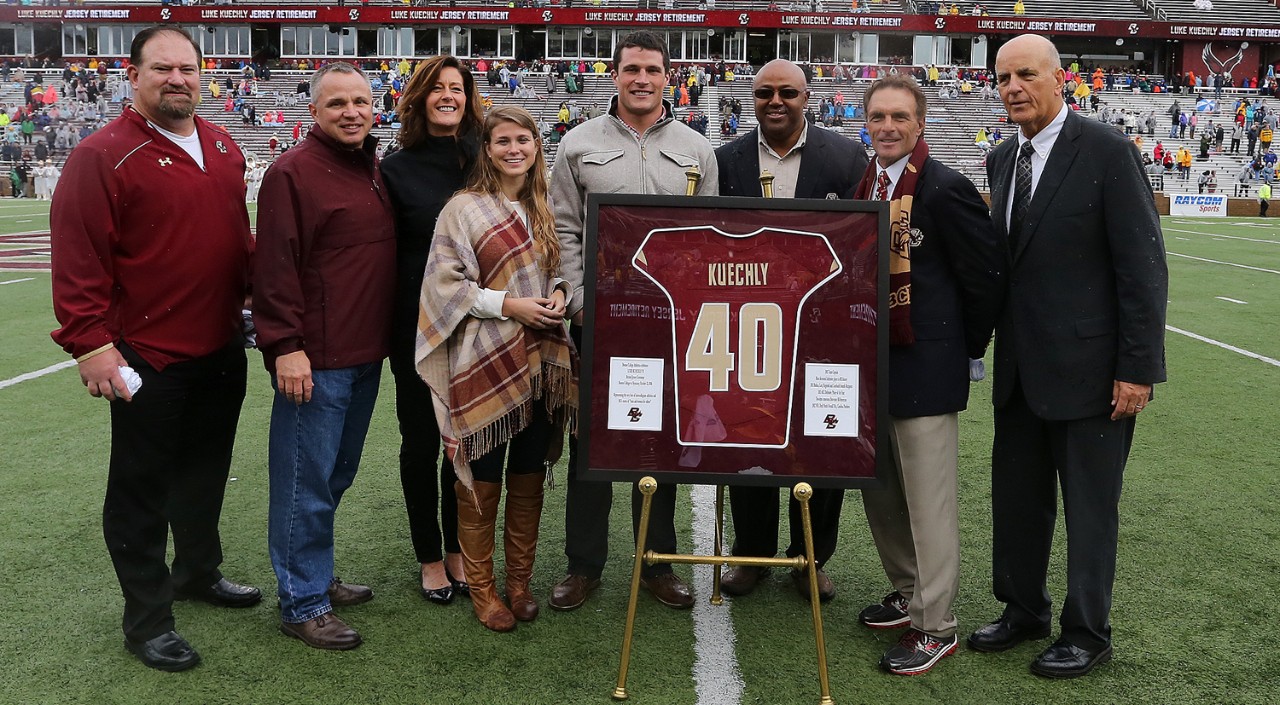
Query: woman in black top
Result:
<box><xmin>380</xmin><ymin>55</ymin><xmax>484</xmax><ymax>604</ymax></box>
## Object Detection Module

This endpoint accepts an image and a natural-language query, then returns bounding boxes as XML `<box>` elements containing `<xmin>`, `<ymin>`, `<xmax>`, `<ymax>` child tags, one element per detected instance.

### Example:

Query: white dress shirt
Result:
<box><xmin>1005</xmin><ymin>102</ymin><xmax>1069</xmax><ymax>230</ymax></box>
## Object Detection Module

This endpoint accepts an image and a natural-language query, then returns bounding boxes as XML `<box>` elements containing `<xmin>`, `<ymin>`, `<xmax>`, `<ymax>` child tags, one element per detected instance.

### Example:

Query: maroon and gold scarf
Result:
<box><xmin>854</xmin><ymin>138</ymin><xmax>929</xmax><ymax>346</ymax></box>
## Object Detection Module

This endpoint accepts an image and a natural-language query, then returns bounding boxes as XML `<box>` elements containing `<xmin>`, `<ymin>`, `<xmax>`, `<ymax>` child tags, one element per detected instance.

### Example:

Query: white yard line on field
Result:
<box><xmin>689</xmin><ymin>484</ymin><xmax>744</xmax><ymax>705</ymax></box>
<box><xmin>0</xmin><ymin>360</ymin><xmax>76</xmax><ymax>390</ymax></box>
<box><xmin>1215</xmin><ymin>297</ymin><xmax>1248</xmax><ymax>304</ymax></box>
<box><xmin>0</xmin><ymin>277</ymin><xmax>34</xmax><ymax>285</ymax></box>
<box><xmin>1167</xmin><ymin>252</ymin><xmax>1280</xmax><ymax>275</ymax></box>
<box><xmin>1164</xmin><ymin>228</ymin><xmax>1280</xmax><ymax>244</ymax></box>
<box><xmin>1167</xmin><ymin>325</ymin><xmax>1280</xmax><ymax>368</ymax></box>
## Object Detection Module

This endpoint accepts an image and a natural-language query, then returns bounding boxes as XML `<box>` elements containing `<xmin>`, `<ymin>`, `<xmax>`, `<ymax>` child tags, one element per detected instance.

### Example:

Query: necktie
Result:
<box><xmin>874</xmin><ymin>169</ymin><xmax>891</xmax><ymax>201</ymax></box>
<box><xmin>1008</xmin><ymin>141</ymin><xmax>1035</xmax><ymax>251</ymax></box>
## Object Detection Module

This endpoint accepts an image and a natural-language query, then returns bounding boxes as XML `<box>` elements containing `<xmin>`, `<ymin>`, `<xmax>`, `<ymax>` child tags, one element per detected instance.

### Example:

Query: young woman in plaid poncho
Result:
<box><xmin>416</xmin><ymin>106</ymin><xmax>578</xmax><ymax>632</ymax></box>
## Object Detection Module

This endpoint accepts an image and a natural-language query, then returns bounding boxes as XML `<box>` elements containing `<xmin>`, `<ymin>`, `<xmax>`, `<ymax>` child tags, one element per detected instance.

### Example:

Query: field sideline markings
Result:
<box><xmin>0</xmin><ymin>360</ymin><xmax>76</xmax><ymax>391</ymax></box>
<box><xmin>1164</xmin><ymin>227</ymin><xmax>1280</xmax><ymax>244</ymax></box>
<box><xmin>689</xmin><ymin>484</ymin><xmax>745</xmax><ymax>705</ymax></box>
<box><xmin>1167</xmin><ymin>252</ymin><xmax>1280</xmax><ymax>275</ymax></box>
<box><xmin>1167</xmin><ymin>325</ymin><xmax>1280</xmax><ymax>368</ymax></box>
<box><xmin>0</xmin><ymin>277</ymin><xmax>34</xmax><ymax>285</ymax></box>
<box><xmin>1215</xmin><ymin>296</ymin><xmax>1248</xmax><ymax>304</ymax></box>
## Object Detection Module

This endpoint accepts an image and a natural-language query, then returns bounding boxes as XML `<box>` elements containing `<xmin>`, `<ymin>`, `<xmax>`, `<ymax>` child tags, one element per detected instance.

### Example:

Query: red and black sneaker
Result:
<box><xmin>880</xmin><ymin>629</ymin><xmax>958</xmax><ymax>676</ymax></box>
<box><xmin>858</xmin><ymin>590</ymin><xmax>910</xmax><ymax>629</ymax></box>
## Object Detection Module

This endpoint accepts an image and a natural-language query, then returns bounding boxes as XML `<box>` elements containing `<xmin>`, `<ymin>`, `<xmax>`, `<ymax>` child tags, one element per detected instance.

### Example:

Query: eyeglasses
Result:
<box><xmin>753</xmin><ymin>87</ymin><xmax>805</xmax><ymax>100</ymax></box>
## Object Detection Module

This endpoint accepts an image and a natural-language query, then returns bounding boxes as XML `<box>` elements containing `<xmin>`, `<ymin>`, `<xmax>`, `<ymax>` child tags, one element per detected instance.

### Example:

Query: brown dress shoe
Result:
<box><xmin>279</xmin><ymin>612</ymin><xmax>362</xmax><ymax>650</ymax></box>
<box><xmin>549</xmin><ymin>574</ymin><xmax>601</xmax><ymax>611</ymax></box>
<box><xmin>641</xmin><ymin>573</ymin><xmax>694</xmax><ymax>609</ymax></box>
<box><xmin>720</xmin><ymin>566</ymin><xmax>770</xmax><ymax>597</ymax></box>
<box><xmin>327</xmin><ymin>577</ymin><xmax>373</xmax><ymax>607</ymax></box>
<box><xmin>790</xmin><ymin>568</ymin><xmax>836</xmax><ymax>603</ymax></box>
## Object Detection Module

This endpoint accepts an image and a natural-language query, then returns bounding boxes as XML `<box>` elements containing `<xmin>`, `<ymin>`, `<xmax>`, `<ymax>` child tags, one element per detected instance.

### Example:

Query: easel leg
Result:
<box><xmin>711</xmin><ymin>484</ymin><xmax>725</xmax><ymax>606</ymax></box>
<box><xmin>613</xmin><ymin>476</ymin><xmax>658</xmax><ymax>701</ymax></box>
<box><xmin>795</xmin><ymin>482</ymin><xmax>835</xmax><ymax>705</ymax></box>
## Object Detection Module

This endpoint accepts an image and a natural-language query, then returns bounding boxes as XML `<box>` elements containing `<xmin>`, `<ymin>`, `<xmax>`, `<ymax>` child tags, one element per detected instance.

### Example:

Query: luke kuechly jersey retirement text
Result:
<box><xmin>633</xmin><ymin>226</ymin><xmax>842</xmax><ymax>449</ymax></box>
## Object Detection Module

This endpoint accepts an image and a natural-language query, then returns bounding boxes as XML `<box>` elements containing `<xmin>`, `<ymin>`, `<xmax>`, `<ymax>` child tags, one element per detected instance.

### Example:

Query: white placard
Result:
<box><xmin>803</xmin><ymin>363</ymin><xmax>859</xmax><ymax>437</ymax></box>
<box><xmin>1169</xmin><ymin>194</ymin><xmax>1228</xmax><ymax>217</ymax></box>
<box><xmin>607</xmin><ymin>357</ymin><xmax>664</xmax><ymax>431</ymax></box>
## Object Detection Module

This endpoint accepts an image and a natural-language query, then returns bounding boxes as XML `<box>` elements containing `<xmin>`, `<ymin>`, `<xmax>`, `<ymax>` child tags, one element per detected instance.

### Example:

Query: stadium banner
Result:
<box><xmin>4</xmin><ymin>6</ymin><xmax>1280</xmax><ymax>42</ymax></box>
<box><xmin>578</xmin><ymin>195</ymin><xmax>890</xmax><ymax>490</ymax></box>
<box><xmin>1169</xmin><ymin>193</ymin><xmax>1229</xmax><ymax>216</ymax></box>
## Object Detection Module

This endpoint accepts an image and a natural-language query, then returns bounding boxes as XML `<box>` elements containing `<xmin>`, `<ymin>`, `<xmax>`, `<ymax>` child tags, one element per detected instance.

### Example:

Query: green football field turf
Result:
<box><xmin>2</xmin><ymin>202</ymin><xmax>1277</xmax><ymax>704</ymax></box>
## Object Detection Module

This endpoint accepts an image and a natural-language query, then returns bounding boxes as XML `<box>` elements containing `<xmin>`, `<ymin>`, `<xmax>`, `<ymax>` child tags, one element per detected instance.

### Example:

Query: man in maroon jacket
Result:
<box><xmin>253</xmin><ymin>62</ymin><xmax>396</xmax><ymax>651</ymax></box>
<box><xmin>50</xmin><ymin>26</ymin><xmax>260</xmax><ymax>673</ymax></box>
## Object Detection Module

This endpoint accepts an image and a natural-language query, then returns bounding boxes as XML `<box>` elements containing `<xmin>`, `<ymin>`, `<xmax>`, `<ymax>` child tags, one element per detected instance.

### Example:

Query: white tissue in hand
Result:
<box><xmin>969</xmin><ymin>358</ymin><xmax>986</xmax><ymax>382</ymax></box>
<box><xmin>118</xmin><ymin>365</ymin><xmax>143</xmax><ymax>396</ymax></box>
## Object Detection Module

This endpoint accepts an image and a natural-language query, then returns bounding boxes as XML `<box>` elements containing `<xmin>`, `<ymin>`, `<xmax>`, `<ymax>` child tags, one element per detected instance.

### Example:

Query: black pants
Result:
<box><xmin>391</xmin><ymin>354</ymin><xmax>460</xmax><ymax>564</ymax></box>
<box><xmin>990</xmin><ymin>378</ymin><xmax>1134</xmax><ymax>652</ymax></box>
<box><xmin>106</xmin><ymin>341</ymin><xmax>246</xmax><ymax>643</ymax></box>
<box><xmin>727</xmin><ymin>485</ymin><xmax>844</xmax><ymax>569</ymax></box>
<box><xmin>1261</xmin><ymin>200</ymin><xmax>1269</xmax><ymax>217</ymax></box>
<box><xmin>563</xmin><ymin>325</ymin><xmax>678</xmax><ymax>579</ymax></box>
<box><xmin>469</xmin><ymin>402</ymin><xmax>553</xmax><ymax>484</ymax></box>
<box><xmin>1232</xmin><ymin>138</ymin><xmax>1241</xmax><ymax>153</ymax></box>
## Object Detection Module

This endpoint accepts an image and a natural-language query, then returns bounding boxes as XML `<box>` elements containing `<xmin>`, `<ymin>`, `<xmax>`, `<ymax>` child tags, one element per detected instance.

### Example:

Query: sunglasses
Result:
<box><xmin>753</xmin><ymin>87</ymin><xmax>805</xmax><ymax>100</ymax></box>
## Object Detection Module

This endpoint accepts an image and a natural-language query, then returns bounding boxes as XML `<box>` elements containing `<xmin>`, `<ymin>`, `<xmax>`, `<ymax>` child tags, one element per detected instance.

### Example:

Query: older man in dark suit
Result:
<box><xmin>853</xmin><ymin>74</ymin><xmax>1006</xmax><ymax>676</ymax></box>
<box><xmin>714</xmin><ymin>58</ymin><xmax>868</xmax><ymax>601</ymax></box>
<box><xmin>968</xmin><ymin>34</ymin><xmax>1168</xmax><ymax>679</ymax></box>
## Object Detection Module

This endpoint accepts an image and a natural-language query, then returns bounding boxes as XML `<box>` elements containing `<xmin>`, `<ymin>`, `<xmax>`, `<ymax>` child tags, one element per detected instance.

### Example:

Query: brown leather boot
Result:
<box><xmin>455</xmin><ymin>480</ymin><xmax>516</xmax><ymax>633</ymax></box>
<box><xmin>503</xmin><ymin>471</ymin><xmax>546</xmax><ymax>622</ymax></box>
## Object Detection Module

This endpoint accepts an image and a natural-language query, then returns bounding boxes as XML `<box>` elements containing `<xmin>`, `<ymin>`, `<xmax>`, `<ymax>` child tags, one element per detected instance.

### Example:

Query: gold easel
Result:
<box><xmin>611</xmin><ymin>169</ymin><xmax>834</xmax><ymax>705</ymax></box>
<box><xmin>611</xmin><ymin>479</ymin><xmax>835</xmax><ymax>705</ymax></box>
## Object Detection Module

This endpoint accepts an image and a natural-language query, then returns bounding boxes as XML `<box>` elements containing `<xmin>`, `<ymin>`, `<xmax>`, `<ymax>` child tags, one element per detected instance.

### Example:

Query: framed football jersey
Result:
<box><xmin>579</xmin><ymin>194</ymin><xmax>889</xmax><ymax>489</ymax></box>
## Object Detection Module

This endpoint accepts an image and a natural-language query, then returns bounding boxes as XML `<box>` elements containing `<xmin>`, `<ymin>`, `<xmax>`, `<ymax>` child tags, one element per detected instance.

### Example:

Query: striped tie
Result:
<box><xmin>1009</xmin><ymin>141</ymin><xmax>1035</xmax><ymax>251</ymax></box>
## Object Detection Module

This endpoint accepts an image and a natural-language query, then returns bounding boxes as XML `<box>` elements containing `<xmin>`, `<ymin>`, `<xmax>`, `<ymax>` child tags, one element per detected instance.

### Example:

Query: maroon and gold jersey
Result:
<box><xmin>633</xmin><ymin>226</ymin><xmax>841</xmax><ymax>448</ymax></box>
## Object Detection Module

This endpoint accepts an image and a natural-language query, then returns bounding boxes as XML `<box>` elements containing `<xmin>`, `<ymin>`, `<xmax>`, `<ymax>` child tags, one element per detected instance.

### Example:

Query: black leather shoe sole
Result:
<box><xmin>1031</xmin><ymin>644</ymin><xmax>1113</xmax><ymax>679</ymax></box>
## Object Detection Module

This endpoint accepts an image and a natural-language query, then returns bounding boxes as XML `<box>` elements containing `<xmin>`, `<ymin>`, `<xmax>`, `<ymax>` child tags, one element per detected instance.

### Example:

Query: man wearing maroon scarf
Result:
<box><xmin>853</xmin><ymin>74</ymin><xmax>1005</xmax><ymax>676</ymax></box>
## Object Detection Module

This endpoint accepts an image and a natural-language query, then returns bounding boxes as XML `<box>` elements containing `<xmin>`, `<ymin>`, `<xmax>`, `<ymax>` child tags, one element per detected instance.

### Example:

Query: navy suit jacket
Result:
<box><xmin>986</xmin><ymin>108</ymin><xmax>1168</xmax><ymax>420</ymax></box>
<box><xmin>884</xmin><ymin>156</ymin><xmax>1006</xmax><ymax>418</ymax></box>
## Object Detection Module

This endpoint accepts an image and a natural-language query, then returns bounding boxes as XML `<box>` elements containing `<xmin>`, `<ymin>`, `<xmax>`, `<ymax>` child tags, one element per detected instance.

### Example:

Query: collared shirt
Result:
<box><xmin>1006</xmin><ymin>102</ymin><xmax>1069</xmax><ymax>230</ymax></box>
<box><xmin>873</xmin><ymin>152</ymin><xmax>911</xmax><ymax>200</ymax></box>
<box><xmin>756</xmin><ymin>122</ymin><xmax>808</xmax><ymax>199</ymax></box>
<box><xmin>609</xmin><ymin>100</ymin><xmax>670</xmax><ymax>142</ymax></box>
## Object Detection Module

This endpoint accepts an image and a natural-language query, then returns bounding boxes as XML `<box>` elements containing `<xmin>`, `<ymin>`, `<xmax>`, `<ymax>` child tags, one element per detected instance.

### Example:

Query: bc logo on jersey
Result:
<box><xmin>632</xmin><ymin>226</ymin><xmax>842</xmax><ymax>449</ymax></box>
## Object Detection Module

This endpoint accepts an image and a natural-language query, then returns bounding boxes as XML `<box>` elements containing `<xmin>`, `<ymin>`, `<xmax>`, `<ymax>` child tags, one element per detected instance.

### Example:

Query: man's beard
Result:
<box><xmin>157</xmin><ymin>92</ymin><xmax>197</xmax><ymax>120</ymax></box>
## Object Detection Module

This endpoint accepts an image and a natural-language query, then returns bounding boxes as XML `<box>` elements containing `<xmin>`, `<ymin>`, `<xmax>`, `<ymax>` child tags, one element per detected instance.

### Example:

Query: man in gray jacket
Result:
<box><xmin>548</xmin><ymin>29</ymin><xmax>717</xmax><ymax>612</ymax></box>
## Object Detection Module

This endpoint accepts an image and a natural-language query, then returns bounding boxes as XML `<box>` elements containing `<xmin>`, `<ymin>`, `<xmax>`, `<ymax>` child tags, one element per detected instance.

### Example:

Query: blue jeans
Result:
<box><xmin>268</xmin><ymin>362</ymin><xmax>382</xmax><ymax>623</ymax></box>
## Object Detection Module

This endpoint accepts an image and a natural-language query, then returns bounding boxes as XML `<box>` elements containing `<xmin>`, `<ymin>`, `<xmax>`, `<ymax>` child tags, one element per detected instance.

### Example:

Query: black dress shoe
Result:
<box><xmin>1031</xmin><ymin>638</ymin><xmax>1112</xmax><ymax>679</ymax></box>
<box><xmin>966</xmin><ymin>617</ymin><xmax>1052</xmax><ymax>653</ymax></box>
<box><xmin>124</xmin><ymin>631</ymin><xmax>201</xmax><ymax>672</ymax></box>
<box><xmin>175</xmin><ymin>578</ymin><xmax>263</xmax><ymax>608</ymax></box>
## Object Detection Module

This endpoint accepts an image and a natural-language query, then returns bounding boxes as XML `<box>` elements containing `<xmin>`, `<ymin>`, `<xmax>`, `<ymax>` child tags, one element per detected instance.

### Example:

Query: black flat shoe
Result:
<box><xmin>419</xmin><ymin>583</ymin><xmax>454</xmax><ymax>605</ymax></box>
<box><xmin>446</xmin><ymin>565</ymin><xmax>470</xmax><ymax>597</ymax></box>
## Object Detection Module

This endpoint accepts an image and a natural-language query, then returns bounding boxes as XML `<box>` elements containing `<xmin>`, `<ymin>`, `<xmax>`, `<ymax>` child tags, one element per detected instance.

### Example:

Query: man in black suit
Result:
<box><xmin>853</xmin><ymin>74</ymin><xmax>1006</xmax><ymax>676</ymax></box>
<box><xmin>714</xmin><ymin>59</ymin><xmax>868</xmax><ymax>602</ymax></box>
<box><xmin>968</xmin><ymin>34</ymin><xmax>1167</xmax><ymax>679</ymax></box>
